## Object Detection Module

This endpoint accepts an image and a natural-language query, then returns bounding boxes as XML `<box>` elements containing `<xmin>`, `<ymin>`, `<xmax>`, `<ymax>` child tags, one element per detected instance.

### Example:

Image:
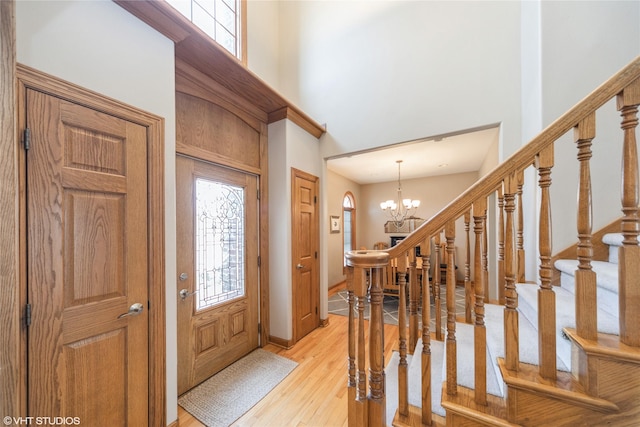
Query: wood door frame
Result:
<box><xmin>14</xmin><ymin>64</ymin><xmax>166</xmax><ymax>426</ymax></box>
<box><xmin>290</xmin><ymin>167</ymin><xmax>320</xmax><ymax>345</ymax></box>
<box><xmin>0</xmin><ymin>0</ymin><xmax>19</xmax><ymax>419</ymax></box>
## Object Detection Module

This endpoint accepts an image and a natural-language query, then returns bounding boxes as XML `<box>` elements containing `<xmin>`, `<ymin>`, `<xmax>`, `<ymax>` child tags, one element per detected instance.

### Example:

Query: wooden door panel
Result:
<box><xmin>63</xmin><ymin>191</ymin><xmax>125</xmax><ymax>305</ymax></box>
<box><xmin>177</xmin><ymin>156</ymin><xmax>259</xmax><ymax>394</ymax></box>
<box><xmin>64</xmin><ymin>330</ymin><xmax>127</xmax><ymax>425</ymax></box>
<box><xmin>292</xmin><ymin>169</ymin><xmax>319</xmax><ymax>342</ymax></box>
<box><xmin>26</xmin><ymin>89</ymin><xmax>148</xmax><ymax>425</ymax></box>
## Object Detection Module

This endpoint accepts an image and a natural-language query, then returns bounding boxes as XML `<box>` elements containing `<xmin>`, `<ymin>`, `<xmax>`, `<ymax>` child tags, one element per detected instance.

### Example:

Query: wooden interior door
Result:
<box><xmin>25</xmin><ymin>88</ymin><xmax>149</xmax><ymax>425</ymax></box>
<box><xmin>292</xmin><ymin>168</ymin><xmax>320</xmax><ymax>342</ymax></box>
<box><xmin>176</xmin><ymin>155</ymin><xmax>259</xmax><ymax>395</ymax></box>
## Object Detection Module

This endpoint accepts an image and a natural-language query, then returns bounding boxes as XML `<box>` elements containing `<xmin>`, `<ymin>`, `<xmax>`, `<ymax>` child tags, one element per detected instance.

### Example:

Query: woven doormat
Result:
<box><xmin>179</xmin><ymin>349</ymin><xmax>298</xmax><ymax>426</ymax></box>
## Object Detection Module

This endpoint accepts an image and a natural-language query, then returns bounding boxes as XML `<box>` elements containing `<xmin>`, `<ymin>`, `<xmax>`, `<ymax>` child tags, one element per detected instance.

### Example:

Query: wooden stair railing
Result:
<box><xmin>345</xmin><ymin>55</ymin><xmax>640</xmax><ymax>426</ymax></box>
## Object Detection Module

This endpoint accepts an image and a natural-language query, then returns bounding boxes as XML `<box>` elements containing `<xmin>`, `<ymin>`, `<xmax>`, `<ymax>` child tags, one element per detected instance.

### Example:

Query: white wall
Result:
<box><xmin>539</xmin><ymin>1</ymin><xmax>640</xmax><ymax>255</ymax></box>
<box><xmin>267</xmin><ymin>120</ymin><xmax>290</xmax><ymax>340</ymax></box>
<box><xmin>246</xmin><ymin>0</ymin><xmax>281</xmax><ymax>92</ymax></box>
<box><xmin>268</xmin><ymin>119</ymin><xmax>322</xmax><ymax>340</ymax></box>
<box><xmin>16</xmin><ymin>1</ymin><xmax>178</xmax><ymax>423</ymax></box>
<box><xmin>276</xmin><ymin>1</ymin><xmax>523</xmax><ymax>162</ymax></box>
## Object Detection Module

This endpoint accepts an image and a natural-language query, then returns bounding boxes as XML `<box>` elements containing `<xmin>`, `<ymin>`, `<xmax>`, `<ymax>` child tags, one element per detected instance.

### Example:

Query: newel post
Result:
<box><xmin>345</xmin><ymin>250</ymin><xmax>389</xmax><ymax>426</ymax></box>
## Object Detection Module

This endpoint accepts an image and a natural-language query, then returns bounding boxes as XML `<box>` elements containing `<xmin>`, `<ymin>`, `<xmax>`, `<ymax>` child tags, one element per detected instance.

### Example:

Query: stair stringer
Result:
<box><xmin>497</xmin><ymin>339</ymin><xmax>640</xmax><ymax>427</ymax></box>
<box><xmin>566</xmin><ymin>328</ymin><xmax>640</xmax><ymax>425</ymax></box>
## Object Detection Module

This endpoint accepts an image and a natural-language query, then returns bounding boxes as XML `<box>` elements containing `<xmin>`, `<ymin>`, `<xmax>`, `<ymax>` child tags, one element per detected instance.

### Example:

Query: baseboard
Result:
<box><xmin>329</xmin><ymin>280</ymin><xmax>346</xmax><ymax>295</ymax></box>
<box><xmin>269</xmin><ymin>335</ymin><xmax>295</xmax><ymax>349</ymax></box>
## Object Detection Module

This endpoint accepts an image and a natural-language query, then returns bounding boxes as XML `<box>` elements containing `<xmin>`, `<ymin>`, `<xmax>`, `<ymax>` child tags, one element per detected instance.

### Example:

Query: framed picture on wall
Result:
<box><xmin>330</xmin><ymin>215</ymin><xmax>340</xmax><ymax>233</ymax></box>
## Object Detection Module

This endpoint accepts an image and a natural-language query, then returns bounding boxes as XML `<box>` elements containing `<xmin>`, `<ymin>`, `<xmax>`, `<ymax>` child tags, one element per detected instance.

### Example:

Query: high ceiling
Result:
<box><xmin>327</xmin><ymin>126</ymin><xmax>500</xmax><ymax>185</ymax></box>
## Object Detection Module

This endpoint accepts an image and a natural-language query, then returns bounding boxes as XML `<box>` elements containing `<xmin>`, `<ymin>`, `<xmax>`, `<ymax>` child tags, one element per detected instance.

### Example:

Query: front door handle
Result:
<box><xmin>118</xmin><ymin>302</ymin><xmax>144</xmax><ymax>319</ymax></box>
<box><xmin>179</xmin><ymin>288</ymin><xmax>198</xmax><ymax>300</ymax></box>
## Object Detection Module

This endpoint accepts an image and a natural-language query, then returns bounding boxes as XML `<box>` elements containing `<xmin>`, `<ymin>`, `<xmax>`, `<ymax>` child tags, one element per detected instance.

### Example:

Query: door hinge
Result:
<box><xmin>257</xmin><ymin>189</ymin><xmax>260</xmax><ymax>200</ymax></box>
<box><xmin>315</xmin><ymin>251</ymin><xmax>318</xmax><ymax>259</ymax></box>
<box><xmin>258</xmin><ymin>323</ymin><xmax>262</xmax><ymax>334</ymax></box>
<box><xmin>315</xmin><ymin>306</ymin><xmax>318</xmax><ymax>314</ymax></box>
<box><xmin>25</xmin><ymin>303</ymin><xmax>32</xmax><ymax>327</ymax></box>
<box><xmin>314</xmin><ymin>196</ymin><xmax>317</xmax><ymax>204</ymax></box>
<box><xmin>258</xmin><ymin>255</ymin><xmax>261</xmax><ymax>267</ymax></box>
<box><xmin>23</xmin><ymin>128</ymin><xmax>31</xmax><ymax>151</ymax></box>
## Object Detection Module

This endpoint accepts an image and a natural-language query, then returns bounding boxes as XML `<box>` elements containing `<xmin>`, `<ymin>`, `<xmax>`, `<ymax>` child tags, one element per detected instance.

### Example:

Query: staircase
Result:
<box><xmin>344</xmin><ymin>56</ymin><xmax>640</xmax><ymax>426</ymax></box>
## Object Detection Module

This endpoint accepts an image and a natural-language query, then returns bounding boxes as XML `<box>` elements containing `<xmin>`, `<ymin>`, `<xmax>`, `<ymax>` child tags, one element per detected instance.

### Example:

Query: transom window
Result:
<box><xmin>195</xmin><ymin>177</ymin><xmax>245</xmax><ymax>310</ymax></box>
<box><xmin>166</xmin><ymin>0</ymin><xmax>245</xmax><ymax>61</ymax></box>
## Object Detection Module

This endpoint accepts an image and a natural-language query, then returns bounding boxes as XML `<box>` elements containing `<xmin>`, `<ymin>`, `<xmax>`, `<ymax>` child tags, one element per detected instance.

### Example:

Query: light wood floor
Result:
<box><xmin>177</xmin><ymin>313</ymin><xmax>400</xmax><ymax>427</ymax></box>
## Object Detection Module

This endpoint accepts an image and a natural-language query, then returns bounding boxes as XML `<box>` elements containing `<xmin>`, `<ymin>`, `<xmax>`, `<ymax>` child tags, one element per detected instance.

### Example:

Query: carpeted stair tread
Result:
<box><xmin>516</xmin><ymin>283</ymin><xmax>619</xmax><ymax>363</ymax></box>
<box><xmin>553</xmin><ymin>259</ymin><xmax>619</xmax><ymax>317</ymax></box>
<box><xmin>554</xmin><ymin>259</ymin><xmax>618</xmax><ymax>294</ymax></box>
<box><xmin>602</xmin><ymin>232</ymin><xmax>624</xmax><ymax>247</ymax></box>
<box><xmin>442</xmin><ymin>321</ymin><xmax>504</xmax><ymax>399</ymax></box>
<box><xmin>603</xmin><ymin>233</ymin><xmax>623</xmax><ymax>264</ymax></box>
<box><xmin>407</xmin><ymin>338</ymin><xmax>446</xmax><ymax>417</ymax></box>
<box><xmin>385</xmin><ymin>351</ymin><xmax>404</xmax><ymax>426</ymax></box>
<box><xmin>483</xmin><ymin>303</ymin><xmax>569</xmax><ymax>378</ymax></box>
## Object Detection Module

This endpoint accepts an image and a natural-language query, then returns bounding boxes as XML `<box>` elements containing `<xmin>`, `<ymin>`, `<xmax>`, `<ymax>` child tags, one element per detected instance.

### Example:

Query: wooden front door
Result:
<box><xmin>176</xmin><ymin>155</ymin><xmax>259</xmax><ymax>395</ymax></box>
<box><xmin>291</xmin><ymin>168</ymin><xmax>320</xmax><ymax>342</ymax></box>
<box><xmin>25</xmin><ymin>88</ymin><xmax>149</xmax><ymax>425</ymax></box>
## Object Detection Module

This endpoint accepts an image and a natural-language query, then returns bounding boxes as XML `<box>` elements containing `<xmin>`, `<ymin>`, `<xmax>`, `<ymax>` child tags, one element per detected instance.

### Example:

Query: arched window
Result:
<box><xmin>343</xmin><ymin>192</ymin><xmax>356</xmax><ymax>264</ymax></box>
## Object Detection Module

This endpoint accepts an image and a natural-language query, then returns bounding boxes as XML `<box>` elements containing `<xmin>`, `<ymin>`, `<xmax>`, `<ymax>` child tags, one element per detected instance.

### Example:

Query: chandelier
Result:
<box><xmin>379</xmin><ymin>160</ymin><xmax>420</xmax><ymax>227</ymax></box>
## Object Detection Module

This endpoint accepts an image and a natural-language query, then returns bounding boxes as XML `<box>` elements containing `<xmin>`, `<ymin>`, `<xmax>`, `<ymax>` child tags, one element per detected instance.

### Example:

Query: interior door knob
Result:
<box><xmin>118</xmin><ymin>302</ymin><xmax>144</xmax><ymax>319</ymax></box>
<box><xmin>296</xmin><ymin>264</ymin><xmax>304</xmax><ymax>269</ymax></box>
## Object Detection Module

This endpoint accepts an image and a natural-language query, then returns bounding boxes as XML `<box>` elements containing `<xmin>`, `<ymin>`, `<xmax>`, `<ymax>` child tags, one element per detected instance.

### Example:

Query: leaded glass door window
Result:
<box><xmin>195</xmin><ymin>177</ymin><xmax>245</xmax><ymax>310</ymax></box>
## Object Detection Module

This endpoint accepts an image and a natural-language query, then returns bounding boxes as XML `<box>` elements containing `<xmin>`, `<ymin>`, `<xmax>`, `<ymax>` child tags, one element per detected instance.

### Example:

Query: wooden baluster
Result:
<box><xmin>473</xmin><ymin>197</ymin><xmax>487</xmax><ymax>405</ymax></box>
<box><xmin>368</xmin><ymin>266</ymin><xmax>386</xmax><ymax>425</ymax></box>
<box><xmin>346</xmin><ymin>266</ymin><xmax>356</xmax><ymax>427</ymax></box>
<box><xmin>498</xmin><ymin>187</ymin><xmax>506</xmax><ymax>305</ymax></box>
<box><xmin>434</xmin><ymin>233</ymin><xmax>443</xmax><ymax>340</ymax></box>
<box><xmin>517</xmin><ymin>170</ymin><xmax>526</xmax><ymax>283</ymax></box>
<box><xmin>574</xmin><ymin>114</ymin><xmax>598</xmax><ymax>342</ymax></box>
<box><xmin>464</xmin><ymin>210</ymin><xmax>473</xmax><ymax>323</ymax></box>
<box><xmin>482</xmin><ymin>205</ymin><xmax>489</xmax><ymax>308</ymax></box>
<box><xmin>536</xmin><ymin>144</ymin><xmax>557</xmax><ymax>379</ymax></box>
<box><xmin>397</xmin><ymin>253</ymin><xmax>409</xmax><ymax>416</ymax></box>
<box><xmin>409</xmin><ymin>249</ymin><xmax>419</xmax><ymax>353</ymax></box>
<box><xmin>617</xmin><ymin>78</ymin><xmax>640</xmax><ymax>347</ymax></box>
<box><xmin>421</xmin><ymin>237</ymin><xmax>432</xmax><ymax>424</ymax></box>
<box><xmin>354</xmin><ymin>265</ymin><xmax>368</xmax><ymax>424</ymax></box>
<box><xmin>503</xmin><ymin>174</ymin><xmax>520</xmax><ymax>371</ymax></box>
<box><xmin>445</xmin><ymin>221</ymin><xmax>458</xmax><ymax>396</ymax></box>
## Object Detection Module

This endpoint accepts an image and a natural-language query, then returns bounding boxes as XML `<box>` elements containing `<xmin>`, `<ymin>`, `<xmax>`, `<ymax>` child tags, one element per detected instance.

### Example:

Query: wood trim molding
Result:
<box><xmin>268</xmin><ymin>107</ymin><xmax>326</xmax><ymax>139</ymax></box>
<box><xmin>114</xmin><ymin>0</ymin><xmax>326</xmax><ymax>138</ymax></box>
<box><xmin>268</xmin><ymin>335</ymin><xmax>295</xmax><ymax>350</ymax></box>
<box><xmin>16</xmin><ymin>64</ymin><xmax>166</xmax><ymax>426</ymax></box>
<box><xmin>0</xmin><ymin>0</ymin><xmax>19</xmax><ymax>419</ymax></box>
